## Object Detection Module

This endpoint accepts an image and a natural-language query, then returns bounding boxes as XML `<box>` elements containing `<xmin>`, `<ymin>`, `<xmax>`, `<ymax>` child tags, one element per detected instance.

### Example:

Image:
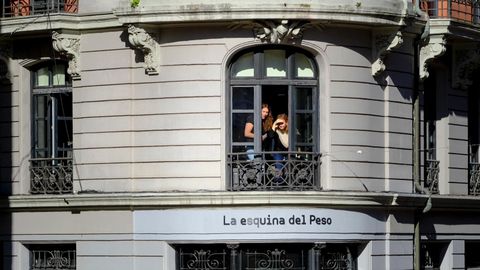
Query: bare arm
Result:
<box><xmin>244</xmin><ymin>122</ymin><xmax>254</xmax><ymax>139</ymax></box>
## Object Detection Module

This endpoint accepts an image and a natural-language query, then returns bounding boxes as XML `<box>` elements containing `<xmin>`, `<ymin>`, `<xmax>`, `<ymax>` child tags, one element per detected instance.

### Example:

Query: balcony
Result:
<box><xmin>420</xmin><ymin>0</ymin><xmax>480</xmax><ymax>24</ymax></box>
<box><xmin>227</xmin><ymin>151</ymin><xmax>321</xmax><ymax>191</ymax></box>
<box><xmin>469</xmin><ymin>162</ymin><xmax>480</xmax><ymax>195</ymax></box>
<box><xmin>30</xmin><ymin>157</ymin><xmax>73</xmax><ymax>194</ymax></box>
<box><xmin>2</xmin><ymin>0</ymin><xmax>78</xmax><ymax>18</ymax></box>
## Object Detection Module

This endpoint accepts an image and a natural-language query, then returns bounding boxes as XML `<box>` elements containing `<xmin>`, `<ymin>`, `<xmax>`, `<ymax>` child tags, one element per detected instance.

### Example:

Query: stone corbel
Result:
<box><xmin>452</xmin><ymin>43</ymin><xmax>480</xmax><ymax>90</ymax></box>
<box><xmin>127</xmin><ymin>25</ymin><xmax>159</xmax><ymax>75</ymax></box>
<box><xmin>253</xmin><ymin>20</ymin><xmax>307</xmax><ymax>44</ymax></box>
<box><xmin>372</xmin><ymin>29</ymin><xmax>403</xmax><ymax>77</ymax></box>
<box><xmin>52</xmin><ymin>31</ymin><xmax>81</xmax><ymax>80</ymax></box>
<box><xmin>419</xmin><ymin>35</ymin><xmax>447</xmax><ymax>81</ymax></box>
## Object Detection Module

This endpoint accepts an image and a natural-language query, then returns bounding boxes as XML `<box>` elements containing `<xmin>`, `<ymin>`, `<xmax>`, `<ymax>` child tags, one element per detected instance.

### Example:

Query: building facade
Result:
<box><xmin>0</xmin><ymin>0</ymin><xmax>480</xmax><ymax>269</ymax></box>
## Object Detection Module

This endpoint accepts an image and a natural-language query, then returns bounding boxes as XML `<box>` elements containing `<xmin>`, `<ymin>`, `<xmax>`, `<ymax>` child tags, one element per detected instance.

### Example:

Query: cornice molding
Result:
<box><xmin>0</xmin><ymin>191</ymin><xmax>427</xmax><ymax>212</ymax></box>
<box><xmin>5</xmin><ymin>192</ymin><xmax>480</xmax><ymax>213</ymax></box>
<box><xmin>52</xmin><ymin>31</ymin><xmax>81</xmax><ymax>80</ymax></box>
<box><xmin>419</xmin><ymin>34</ymin><xmax>447</xmax><ymax>81</ymax></box>
<box><xmin>127</xmin><ymin>24</ymin><xmax>159</xmax><ymax>75</ymax></box>
<box><xmin>372</xmin><ymin>29</ymin><xmax>403</xmax><ymax>77</ymax></box>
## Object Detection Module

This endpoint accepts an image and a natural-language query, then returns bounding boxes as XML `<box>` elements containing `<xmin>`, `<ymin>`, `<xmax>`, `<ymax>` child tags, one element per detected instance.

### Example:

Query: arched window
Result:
<box><xmin>30</xmin><ymin>61</ymin><xmax>73</xmax><ymax>194</ymax></box>
<box><xmin>227</xmin><ymin>46</ymin><xmax>320</xmax><ymax>191</ymax></box>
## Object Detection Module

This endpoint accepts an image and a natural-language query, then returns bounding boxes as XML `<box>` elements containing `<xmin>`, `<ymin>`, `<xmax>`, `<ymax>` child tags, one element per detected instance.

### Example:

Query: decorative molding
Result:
<box><xmin>419</xmin><ymin>35</ymin><xmax>447</xmax><ymax>81</ymax></box>
<box><xmin>252</xmin><ymin>20</ymin><xmax>307</xmax><ymax>44</ymax></box>
<box><xmin>52</xmin><ymin>31</ymin><xmax>81</xmax><ymax>80</ymax></box>
<box><xmin>452</xmin><ymin>43</ymin><xmax>480</xmax><ymax>90</ymax></box>
<box><xmin>127</xmin><ymin>24</ymin><xmax>159</xmax><ymax>75</ymax></box>
<box><xmin>371</xmin><ymin>30</ymin><xmax>403</xmax><ymax>77</ymax></box>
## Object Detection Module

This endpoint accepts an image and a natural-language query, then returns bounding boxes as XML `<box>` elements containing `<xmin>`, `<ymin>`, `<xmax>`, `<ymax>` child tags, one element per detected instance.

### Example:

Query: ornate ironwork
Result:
<box><xmin>30</xmin><ymin>246</ymin><xmax>76</xmax><ymax>270</ymax></box>
<box><xmin>179</xmin><ymin>248</ymin><xmax>228</xmax><ymax>270</ymax></box>
<box><xmin>319</xmin><ymin>247</ymin><xmax>353</xmax><ymax>270</ymax></box>
<box><xmin>469</xmin><ymin>162</ymin><xmax>480</xmax><ymax>195</ymax></box>
<box><xmin>244</xmin><ymin>248</ymin><xmax>304</xmax><ymax>270</ymax></box>
<box><xmin>425</xmin><ymin>159</ymin><xmax>440</xmax><ymax>194</ymax></box>
<box><xmin>228</xmin><ymin>152</ymin><xmax>321</xmax><ymax>191</ymax></box>
<box><xmin>177</xmin><ymin>244</ymin><xmax>356</xmax><ymax>270</ymax></box>
<box><xmin>2</xmin><ymin>0</ymin><xmax>79</xmax><ymax>17</ymax></box>
<box><xmin>30</xmin><ymin>157</ymin><xmax>73</xmax><ymax>194</ymax></box>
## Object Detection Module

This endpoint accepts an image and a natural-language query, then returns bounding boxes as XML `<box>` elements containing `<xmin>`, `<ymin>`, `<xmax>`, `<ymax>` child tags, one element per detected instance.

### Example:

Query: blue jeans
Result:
<box><xmin>272</xmin><ymin>153</ymin><xmax>286</xmax><ymax>169</ymax></box>
<box><xmin>246</xmin><ymin>147</ymin><xmax>255</xmax><ymax>160</ymax></box>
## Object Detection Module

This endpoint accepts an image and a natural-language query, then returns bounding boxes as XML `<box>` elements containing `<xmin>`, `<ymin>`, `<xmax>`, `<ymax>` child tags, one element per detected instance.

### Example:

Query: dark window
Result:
<box><xmin>422</xmin><ymin>72</ymin><xmax>439</xmax><ymax>194</ymax></box>
<box><xmin>466</xmin><ymin>242</ymin><xmax>480</xmax><ymax>269</ymax></box>
<box><xmin>469</xmin><ymin>87</ymin><xmax>480</xmax><ymax>195</ymax></box>
<box><xmin>227</xmin><ymin>46</ymin><xmax>320</xmax><ymax>191</ymax></box>
<box><xmin>420</xmin><ymin>242</ymin><xmax>447</xmax><ymax>270</ymax></box>
<box><xmin>29</xmin><ymin>244</ymin><xmax>76</xmax><ymax>270</ymax></box>
<box><xmin>30</xmin><ymin>62</ymin><xmax>73</xmax><ymax>194</ymax></box>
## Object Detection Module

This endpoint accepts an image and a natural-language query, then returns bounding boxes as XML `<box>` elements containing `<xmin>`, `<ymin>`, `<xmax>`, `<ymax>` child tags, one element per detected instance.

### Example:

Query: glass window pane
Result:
<box><xmin>34</xmin><ymin>95</ymin><xmax>49</xmax><ymax>158</ymax></box>
<box><xmin>232</xmin><ymin>52</ymin><xmax>254</xmax><ymax>77</ymax></box>
<box><xmin>232</xmin><ymin>87</ymin><xmax>254</xmax><ymax>110</ymax></box>
<box><xmin>265</xmin><ymin>50</ymin><xmax>286</xmax><ymax>77</ymax></box>
<box><xmin>53</xmin><ymin>64</ymin><xmax>66</xmax><ymax>86</ymax></box>
<box><xmin>295</xmin><ymin>87</ymin><xmax>313</xmax><ymax>110</ymax></box>
<box><xmin>232</xmin><ymin>113</ymin><xmax>253</xmax><ymax>143</ymax></box>
<box><xmin>295</xmin><ymin>113</ymin><xmax>313</xmax><ymax>144</ymax></box>
<box><xmin>56</xmin><ymin>93</ymin><xmax>73</xmax><ymax>157</ymax></box>
<box><xmin>295</xmin><ymin>53</ymin><xmax>314</xmax><ymax>78</ymax></box>
<box><xmin>36</xmin><ymin>67</ymin><xmax>49</xmax><ymax>87</ymax></box>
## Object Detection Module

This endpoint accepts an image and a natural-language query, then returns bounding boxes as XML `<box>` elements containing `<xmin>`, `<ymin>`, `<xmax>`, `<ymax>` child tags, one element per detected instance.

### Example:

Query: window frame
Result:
<box><xmin>227</xmin><ymin>46</ymin><xmax>319</xmax><ymax>155</ymax></box>
<box><xmin>31</xmin><ymin>61</ymin><xmax>72</xmax><ymax>160</ymax></box>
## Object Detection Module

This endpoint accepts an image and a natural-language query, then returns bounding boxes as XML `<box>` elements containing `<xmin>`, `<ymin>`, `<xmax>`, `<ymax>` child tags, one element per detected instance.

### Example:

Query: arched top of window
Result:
<box><xmin>32</xmin><ymin>61</ymin><xmax>71</xmax><ymax>88</ymax></box>
<box><xmin>230</xmin><ymin>46</ymin><xmax>317</xmax><ymax>80</ymax></box>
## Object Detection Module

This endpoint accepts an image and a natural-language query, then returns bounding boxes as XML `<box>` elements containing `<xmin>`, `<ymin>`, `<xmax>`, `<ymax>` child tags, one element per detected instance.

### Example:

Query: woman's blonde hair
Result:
<box><xmin>275</xmin><ymin>113</ymin><xmax>288</xmax><ymax>132</ymax></box>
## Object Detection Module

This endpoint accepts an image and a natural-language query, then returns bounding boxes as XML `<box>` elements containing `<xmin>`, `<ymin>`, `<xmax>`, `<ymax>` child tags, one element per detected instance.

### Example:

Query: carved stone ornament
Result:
<box><xmin>419</xmin><ymin>35</ymin><xmax>447</xmax><ymax>81</ymax></box>
<box><xmin>452</xmin><ymin>44</ymin><xmax>480</xmax><ymax>90</ymax></box>
<box><xmin>253</xmin><ymin>20</ymin><xmax>307</xmax><ymax>44</ymax></box>
<box><xmin>372</xmin><ymin>30</ymin><xmax>403</xmax><ymax>77</ymax></box>
<box><xmin>52</xmin><ymin>31</ymin><xmax>81</xmax><ymax>80</ymax></box>
<box><xmin>127</xmin><ymin>25</ymin><xmax>159</xmax><ymax>75</ymax></box>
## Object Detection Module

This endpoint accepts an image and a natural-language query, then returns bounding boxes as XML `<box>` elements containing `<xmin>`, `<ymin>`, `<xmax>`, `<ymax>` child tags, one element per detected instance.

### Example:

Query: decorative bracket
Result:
<box><xmin>372</xmin><ymin>29</ymin><xmax>403</xmax><ymax>77</ymax></box>
<box><xmin>52</xmin><ymin>31</ymin><xmax>81</xmax><ymax>80</ymax></box>
<box><xmin>452</xmin><ymin>43</ymin><xmax>480</xmax><ymax>90</ymax></box>
<box><xmin>127</xmin><ymin>25</ymin><xmax>159</xmax><ymax>75</ymax></box>
<box><xmin>419</xmin><ymin>35</ymin><xmax>447</xmax><ymax>81</ymax></box>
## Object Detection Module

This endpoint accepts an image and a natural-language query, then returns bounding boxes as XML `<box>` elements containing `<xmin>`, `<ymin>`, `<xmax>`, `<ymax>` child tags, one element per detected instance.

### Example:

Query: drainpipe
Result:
<box><xmin>413</xmin><ymin>1</ymin><xmax>431</xmax><ymax>270</ymax></box>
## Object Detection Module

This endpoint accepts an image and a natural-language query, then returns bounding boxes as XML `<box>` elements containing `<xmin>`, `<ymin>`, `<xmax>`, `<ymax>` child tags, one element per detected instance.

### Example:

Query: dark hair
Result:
<box><xmin>262</xmin><ymin>103</ymin><xmax>273</xmax><ymax>132</ymax></box>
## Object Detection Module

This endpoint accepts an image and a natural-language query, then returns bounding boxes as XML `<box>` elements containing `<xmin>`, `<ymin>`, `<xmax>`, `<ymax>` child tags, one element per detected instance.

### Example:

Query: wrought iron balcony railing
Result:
<box><xmin>469</xmin><ymin>162</ymin><xmax>480</xmax><ymax>195</ymax></box>
<box><xmin>425</xmin><ymin>159</ymin><xmax>440</xmax><ymax>194</ymax></box>
<box><xmin>177</xmin><ymin>243</ymin><xmax>356</xmax><ymax>270</ymax></box>
<box><xmin>30</xmin><ymin>157</ymin><xmax>73</xmax><ymax>194</ymax></box>
<box><xmin>227</xmin><ymin>151</ymin><xmax>321</xmax><ymax>191</ymax></box>
<box><xmin>420</xmin><ymin>0</ymin><xmax>480</xmax><ymax>24</ymax></box>
<box><xmin>30</xmin><ymin>245</ymin><xmax>76</xmax><ymax>270</ymax></box>
<box><xmin>2</xmin><ymin>0</ymin><xmax>78</xmax><ymax>18</ymax></box>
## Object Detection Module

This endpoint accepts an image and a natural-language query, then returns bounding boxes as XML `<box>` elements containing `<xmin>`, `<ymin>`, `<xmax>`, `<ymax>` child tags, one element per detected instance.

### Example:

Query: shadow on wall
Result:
<box><xmin>0</xmin><ymin>59</ymin><xmax>12</xmax><ymax>269</ymax></box>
